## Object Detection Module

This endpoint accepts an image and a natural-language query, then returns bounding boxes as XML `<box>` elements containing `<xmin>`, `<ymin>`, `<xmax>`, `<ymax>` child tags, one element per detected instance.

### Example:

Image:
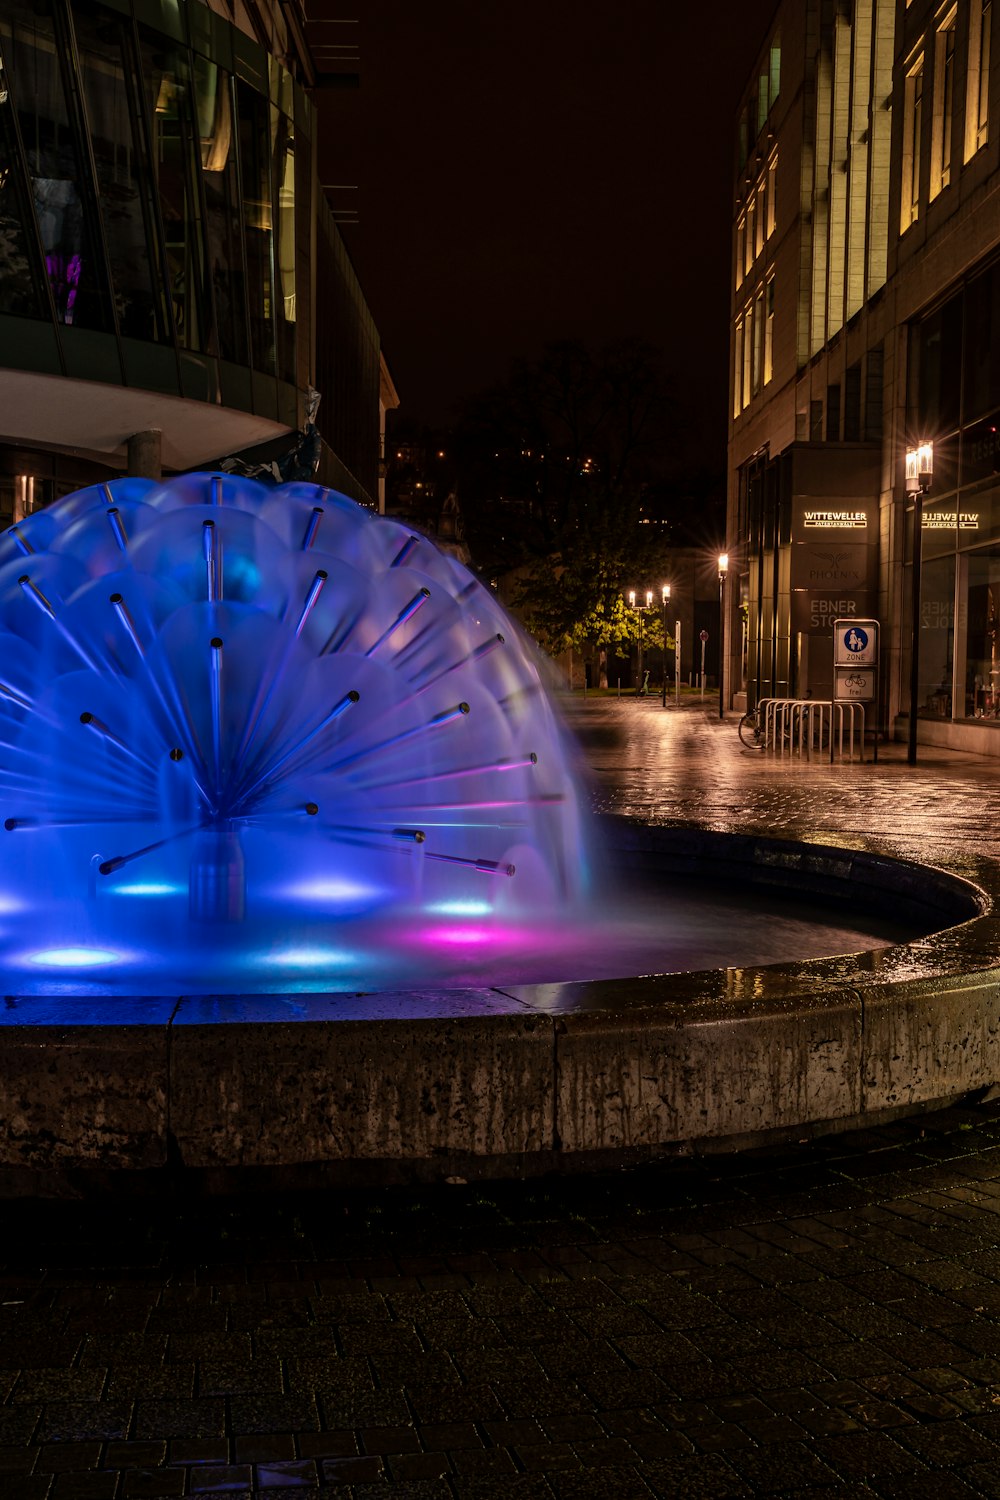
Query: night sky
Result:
<box><xmin>316</xmin><ymin>1</ymin><xmax>778</xmax><ymax>461</ymax></box>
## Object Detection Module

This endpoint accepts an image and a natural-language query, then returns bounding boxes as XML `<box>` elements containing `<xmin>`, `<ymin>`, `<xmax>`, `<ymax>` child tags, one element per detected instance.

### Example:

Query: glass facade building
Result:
<box><xmin>0</xmin><ymin>0</ymin><xmax>381</xmax><ymax>519</ymax></box>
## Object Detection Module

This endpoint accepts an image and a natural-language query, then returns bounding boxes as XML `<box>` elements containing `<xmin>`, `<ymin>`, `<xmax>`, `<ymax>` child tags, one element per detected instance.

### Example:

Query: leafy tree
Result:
<box><xmin>454</xmin><ymin>340</ymin><xmax>678</xmax><ymax>676</ymax></box>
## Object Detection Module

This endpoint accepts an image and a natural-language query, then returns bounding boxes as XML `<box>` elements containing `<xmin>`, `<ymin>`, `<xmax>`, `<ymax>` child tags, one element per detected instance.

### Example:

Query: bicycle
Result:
<box><xmin>737</xmin><ymin>704</ymin><xmax>765</xmax><ymax>749</ymax></box>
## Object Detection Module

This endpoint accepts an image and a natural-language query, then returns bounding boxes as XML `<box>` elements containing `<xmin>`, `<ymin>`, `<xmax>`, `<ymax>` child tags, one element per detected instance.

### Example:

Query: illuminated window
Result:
<box><xmin>742</xmin><ymin>301</ymin><xmax>752</xmax><ymax>408</ymax></box>
<box><xmin>770</xmin><ymin>35</ymin><xmax>781</xmax><ymax>108</ymax></box>
<box><xmin>766</xmin><ymin>151</ymin><xmax>777</xmax><ymax>237</ymax></box>
<box><xmin>965</xmin><ymin>0</ymin><xmax>991</xmax><ymax>159</ymax></box>
<box><xmin>752</xmin><ymin>287</ymin><xmax>764</xmax><ymax>395</ymax></box>
<box><xmin>931</xmin><ymin>7</ymin><xmax>956</xmax><ymax>197</ymax></box>
<box><xmin>764</xmin><ymin>276</ymin><xmax>775</xmax><ymax>385</ymax></box>
<box><xmin>901</xmin><ymin>49</ymin><xmax>924</xmax><ymax>231</ymax></box>
<box><xmin>734</xmin><ymin>318</ymin><xmax>744</xmax><ymax>417</ymax></box>
<box><xmin>746</xmin><ymin>194</ymin><xmax>756</xmax><ymax>275</ymax></box>
<box><xmin>754</xmin><ymin>184</ymin><xmax>765</xmax><ymax>257</ymax></box>
<box><xmin>758</xmin><ymin>69</ymin><xmax>769</xmax><ymax>132</ymax></box>
<box><xmin>13</xmin><ymin>475</ymin><xmax>36</xmax><ymax>523</ymax></box>
<box><xmin>736</xmin><ymin>213</ymin><xmax>746</xmax><ymax>287</ymax></box>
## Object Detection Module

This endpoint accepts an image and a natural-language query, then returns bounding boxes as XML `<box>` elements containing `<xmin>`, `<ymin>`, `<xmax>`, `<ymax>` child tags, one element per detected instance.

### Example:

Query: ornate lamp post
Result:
<box><xmin>906</xmin><ymin>442</ymin><xmax>934</xmax><ymax>765</ymax></box>
<box><xmin>718</xmin><ymin>553</ymin><xmax>729</xmax><ymax>720</ymax></box>
<box><xmin>628</xmin><ymin>589</ymin><xmax>655</xmax><ymax>692</ymax></box>
<box><xmin>661</xmin><ymin>584</ymin><xmax>671</xmax><ymax>707</ymax></box>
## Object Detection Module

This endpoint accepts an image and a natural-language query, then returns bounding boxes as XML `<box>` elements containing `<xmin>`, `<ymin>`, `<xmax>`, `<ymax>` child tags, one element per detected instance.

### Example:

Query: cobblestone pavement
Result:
<box><xmin>7</xmin><ymin>701</ymin><xmax>1000</xmax><ymax>1498</ymax></box>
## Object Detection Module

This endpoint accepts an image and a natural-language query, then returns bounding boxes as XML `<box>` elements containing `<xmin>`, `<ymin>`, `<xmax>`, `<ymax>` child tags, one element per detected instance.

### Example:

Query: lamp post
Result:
<box><xmin>906</xmin><ymin>442</ymin><xmax>934</xmax><ymax>766</ymax></box>
<box><xmin>718</xmin><ymin>553</ymin><xmax>729</xmax><ymax>720</ymax></box>
<box><xmin>661</xmin><ymin>584</ymin><xmax>671</xmax><ymax>707</ymax></box>
<box><xmin>627</xmin><ymin>589</ymin><xmax>656</xmax><ymax>692</ymax></box>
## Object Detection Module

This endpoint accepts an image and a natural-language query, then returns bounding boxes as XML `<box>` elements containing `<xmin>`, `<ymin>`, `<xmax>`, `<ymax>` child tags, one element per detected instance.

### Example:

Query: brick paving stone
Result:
<box><xmin>132</xmin><ymin>1401</ymin><xmax>225</xmax><ymax>1440</ymax></box>
<box><xmin>639</xmin><ymin>1451</ymin><xmax>749</xmax><ymax>1497</ymax></box>
<box><xmin>37</xmin><ymin>1404</ymin><xmax>132</xmax><ymax>1443</ymax></box>
<box><xmin>49</xmin><ymin>1476</ymin><xmax>116</xmax><ymax>1499</ymax></box>
<box><xmin>546</xmin><ymin>1465</ymin><xmax>652</xmax><ymax>1498</ymax></box>
<box><xmin>892</xmin><ymin>1415</ymin><xmax>1000</xmax><ymax>1465</ymax></box>
<box><xmin>228</xmin><ymin>1395</ymin><xmax>320</xmax><ymax>1435</ymax></box>
<box><xmin>186</xmin><ymin>1465</ymin><xmax>253</xmax><ymax>1492</ymax></box>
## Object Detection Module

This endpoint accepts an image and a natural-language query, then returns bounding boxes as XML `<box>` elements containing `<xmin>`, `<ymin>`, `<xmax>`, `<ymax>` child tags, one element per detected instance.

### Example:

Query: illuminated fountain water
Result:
<box><xmin>0</xmin><ymin>474</ymin><xmax>593</xmax><ymax>994</ymax></box>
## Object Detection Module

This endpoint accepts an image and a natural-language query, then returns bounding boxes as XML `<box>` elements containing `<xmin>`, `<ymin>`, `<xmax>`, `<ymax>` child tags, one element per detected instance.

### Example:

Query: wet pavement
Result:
<box><xmin>8</xmin><ymin>699</ymin><xmax>1000</xmax><ymax>1498</ymax></box>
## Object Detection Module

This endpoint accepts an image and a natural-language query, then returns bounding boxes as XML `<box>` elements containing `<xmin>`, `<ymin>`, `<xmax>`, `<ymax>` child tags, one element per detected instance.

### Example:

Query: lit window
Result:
<box><xmin>766</xmin><ymin>151</ymin><xmax>777</xmax><ymax>237</ymax></box>
<box><xmin>754</xmin><ymin>182</ymin><xmax>765</xmax><ymax>258</ymax></box>
<box><xmin>965</xmin><ymin>0</ymin><xmax>992</xmax><ymax>158</ymax></box>
<box><xmin>931</xmin><ymin>7</ymin><xmax>957</xmax><ymax>197</ymax></box>
<box><xmin>901</xmin><ymin>49</ymin><xmax>924</xmax><ymax>231</ymax></box>
<box><xmin>752</xmin><ymin>288</ymin><xmax>764</xmax><ymax>395</ymax></box>
<box><xmin>764</xmin><ymin>276</ymin><xmax>775</xmax><ymax>385</ymax></box>
<box><xmin>13</xmin><ymin>475</ymin><xmax>36</xmax><ymax>523</ymax></box>
<box><xmin>734</xmin><ymin>319</ymin><xmax>744</xmax><ymax>417</ymax></box>
<box><xmin>742</xmin><ymin>302</ymin><xmax>752</xmax><ymax>409</ymax></box>
<box><xmin>736</xmin><ymin>213</ymin><xmax>746</xmax><ymax>288</ymax></box>
<box><xmin>758</xmin><ymin>70</ymin><xmax>769</xmax><ymax>133</ymax></box>
<box><xmin>769</xmin><ymin>34</ymin><xmax>781</xmax><ymax>108</ymax></box>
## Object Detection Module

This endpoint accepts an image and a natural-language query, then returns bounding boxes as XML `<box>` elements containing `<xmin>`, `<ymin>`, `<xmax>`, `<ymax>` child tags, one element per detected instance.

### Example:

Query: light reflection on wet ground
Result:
<box><xmin>566</xmin><ymin>695</ymin><xmax>1000</xmax><ymax>889</ymax></box>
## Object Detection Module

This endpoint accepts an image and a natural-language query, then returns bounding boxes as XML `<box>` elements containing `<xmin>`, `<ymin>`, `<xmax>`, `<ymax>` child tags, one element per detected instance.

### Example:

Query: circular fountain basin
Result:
<box><xmin>0</xmin><ymin>818</ymin><xmax>995</xmax><ymax>1195</ymax></box>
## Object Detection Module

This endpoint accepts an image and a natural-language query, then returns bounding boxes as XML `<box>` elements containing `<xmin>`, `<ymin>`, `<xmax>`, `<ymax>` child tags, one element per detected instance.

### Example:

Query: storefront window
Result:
<box><xmin>272</xmin><ymin>103</ymin><xmax>296</xmax><ymax>384</ymax></box>
<box><xmin>965</xmin><ymin>550</ymin><xmax>1000</xmax><ymax>718</ymax></box>
<box><xmin>917</xmin><ymin>555</ymin><xmax>955</xmax><ymax>718</ymax></box>
<box><xmin>0</xmin><ymin>38</ymin><xmax>44</xmax><ymax>318</ymax></box>
<box><xmin>194</xmin><ymin>57</ymin><xmax>248</xmax><ymax>366</ymax></box>
<box><xmin>918</xmin><ymin>291</ymin><xmax>962</xmax><ymax>435</ymax></box>
<box><xmin>1</xmin><ymin>0</ymin><xmax>113</xmax><ymax>331</ymax></box>
<box><xmin>137</xmin><ymin>27</ymin><xmax>209</xmax><ymax>351</ymax></box>
<box><xmin>237</xmin><ymin>79</ymin><xmax>275</xmax><ymax>376</ymax></box>
<box><xmin>73</xmin><ymin>2</ymin><xmax>166</xmax><ymax>343</ymax></box>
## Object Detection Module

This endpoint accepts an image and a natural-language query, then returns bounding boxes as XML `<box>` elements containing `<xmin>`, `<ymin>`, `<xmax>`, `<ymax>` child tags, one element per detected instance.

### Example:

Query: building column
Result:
<box><xmin>127</xmin><ymin>430</ymin><xmax>162</xmax><ymax>479</ymax></box>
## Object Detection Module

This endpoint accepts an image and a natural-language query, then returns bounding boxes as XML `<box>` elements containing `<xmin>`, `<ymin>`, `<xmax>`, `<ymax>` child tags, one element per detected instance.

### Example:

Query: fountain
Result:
<box><xmin>0</xmin><ymin>473</ymin><xmax>993</xmax><ymax>1186</ymax></box>
<box><xmin>0</xmin><ymin>474</ymin><xmax>593</xmax><ymax>995</ymax></box>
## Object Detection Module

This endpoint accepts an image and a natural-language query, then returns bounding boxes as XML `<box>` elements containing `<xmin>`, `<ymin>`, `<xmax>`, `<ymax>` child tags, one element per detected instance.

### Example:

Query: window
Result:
<box><xmin>754</xmin><ymin>184</ymin><xmax>764</xmax><ymax>258</ymax></box>
<box><xmin>844</xmin><ymin>362</ymin><xmax>862</xmax><ymax>441</ymax></box>
<box><xmin>965</xmin><ymin>0</ymin><xmax>991</xmax><ymax>159</ymax></box>
<box><xmin>901</xmin><ymin>49</ymin><xmax>924</xmax><ymax>231</ymax></box>
<box><xmin>734</xmin><ymin>318</ymin><xmax>744</xmax><ymax>417</ymax></box>
<box><xmin>931</xmin><ymin>6</ymin><xmax>956</xmax><ymax>197</ymax></box>
<box><xmin>766</xmin><ymin>151</ymin><xmax>777</xmax><ymax>237</ymax></box>
<box><xmin>769</xmin><ymin>35</ymin><xmax>781</xmax><ymax>108</ymax></box>
<box><xmin>742</xmin><ymin>301</ymin><xmax>752</xmax><ymax>408</ymax></box>
<box><xmin>757</xmin><ymin>69</ymin><xmax>769</xmax><ymax>133</ymax></box>
<box><xmin>752</xmin><ymin>288</ymin><xmax>764</xmax><ymax>395</ymax></box>
<box><xmin>827</xmin><ymin>382</ymin><xmax>841</xmax><ymax>441</ymax></box>
<box><xmin>866</xmin><ymin>344</ymin><xmax>884</xmax><ymax>440</ymax></box>
<box><xmin>736</xmin><ymin>213</ymin><xmax>746</xmax><ymax>287</ymax></box>
<box><xmin>764</xmin><ymin>276</ymin><xmax>775</xmax><ymax>385</ymax></box>
<box><xmin>745</xmin><ymin>195</ymin><xmax>755</xmax><ymax>276</ymax></box>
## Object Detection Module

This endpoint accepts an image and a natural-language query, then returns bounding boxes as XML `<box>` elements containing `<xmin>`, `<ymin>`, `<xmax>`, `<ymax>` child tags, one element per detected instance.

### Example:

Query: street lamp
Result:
<box><xmin>661</xmin><ymin>584</ymin><xmax>671</xmax><ymax>707</ymax></box>
<box><xmin>718</xmin><ymin>553</ymin><xmax>729</xmax><ymax>720</ymax></box>
<box><xmin>627</xmin><ymin>589</ymin><xmax>656</xmax><ymax>692</ymax></box>
<box><xmin>906</xmin><ymin>442</ymin><xmax>934</xmax><ymax>765</ymax></box>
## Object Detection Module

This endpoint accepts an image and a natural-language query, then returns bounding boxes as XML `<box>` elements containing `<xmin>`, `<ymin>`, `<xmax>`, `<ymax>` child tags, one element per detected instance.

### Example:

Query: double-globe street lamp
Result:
<box><xmin>629</xmin><ymin>587</ymin><xmax>672</xmax><ymax>698</ymax></box>
<box><xmin>661</xmin><ymin>584</ymin><xmax>671</xmax><ymax>708</ymax></box>
<box><xmin>717</xmin><ymin>553</ymin><xmax>729</xmax><ymax>720</ymax></box>
<box><xmin>627</xmin><ymin>589</ymin><xmax>653</xmax><ymax>688</ymax></box>
<box><xmin>906</xmin><ymin>442</ymin><xmax>934</xmax><ymax>766</ymax></box>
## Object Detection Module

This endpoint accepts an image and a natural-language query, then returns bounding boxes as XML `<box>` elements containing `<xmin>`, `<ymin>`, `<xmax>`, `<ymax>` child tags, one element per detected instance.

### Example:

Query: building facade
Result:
<box><xmin>727</xmin><ymin>0</ymin><xmax>1000</xmax><ymax>753</ymax></box>
<box><xmin>0</xmin><ymin>0</ymin><xmax>383</xmax><ymax>520</ymax></box>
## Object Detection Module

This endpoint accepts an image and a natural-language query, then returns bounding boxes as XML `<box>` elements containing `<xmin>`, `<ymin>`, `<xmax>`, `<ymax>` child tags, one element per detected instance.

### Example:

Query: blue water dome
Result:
<box><xmin>0</xmin><ymin>475</ymin><xmax>592</xmax><ymax>994</ymax></box>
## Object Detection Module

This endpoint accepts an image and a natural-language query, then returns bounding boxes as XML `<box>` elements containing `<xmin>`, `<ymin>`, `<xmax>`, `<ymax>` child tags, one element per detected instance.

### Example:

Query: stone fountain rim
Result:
<box><xmin>2</xmin><ymin>815</ymin><xmax>999</xmax><ymax>1193</ymax></box>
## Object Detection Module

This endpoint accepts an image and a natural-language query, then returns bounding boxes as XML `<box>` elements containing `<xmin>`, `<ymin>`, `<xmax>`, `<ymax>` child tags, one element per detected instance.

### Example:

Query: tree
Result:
<box><xmin>454</xmin><ymin>340</ymin><xmax>677</xmax><ymax>672</ymax></box>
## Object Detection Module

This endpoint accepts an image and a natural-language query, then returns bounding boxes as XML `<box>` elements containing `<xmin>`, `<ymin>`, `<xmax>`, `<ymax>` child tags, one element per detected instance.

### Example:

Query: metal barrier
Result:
<box><xmin>761</xmin><ymin>698</ymin><xmax>866</xmax><ymax>760</ymax></box>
